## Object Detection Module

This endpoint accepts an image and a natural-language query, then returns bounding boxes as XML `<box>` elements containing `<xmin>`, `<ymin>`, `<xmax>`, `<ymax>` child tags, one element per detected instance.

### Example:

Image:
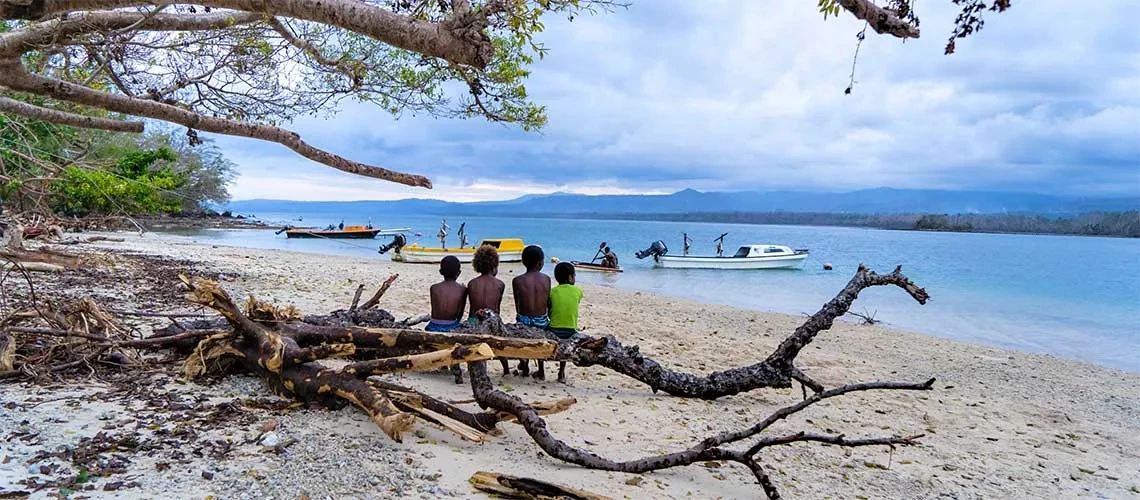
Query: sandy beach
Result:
<box><xmin>2</xmin><ymin>231</ymin><xmax>1138</xmax><ymax>499</ymax></box>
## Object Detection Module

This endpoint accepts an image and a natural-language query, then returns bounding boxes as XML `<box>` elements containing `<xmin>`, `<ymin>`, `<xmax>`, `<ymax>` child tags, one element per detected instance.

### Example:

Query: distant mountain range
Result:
<box><xmin>222</xmin><ymin>187</ymin><xmax>1139</xmax><ymax>217</ymax></box>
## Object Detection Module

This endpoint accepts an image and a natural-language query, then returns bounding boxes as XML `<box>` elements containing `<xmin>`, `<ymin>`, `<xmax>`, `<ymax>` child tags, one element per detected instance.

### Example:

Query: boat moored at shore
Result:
<box><xmin>279</xmin><ymin>224</ymin><xmax>382</xmax><ymax>239</ymax></box>
<box><xmin>392</xmin><ymin>238</ymin><xmax>526</xmax><ymax>263</ymax></box>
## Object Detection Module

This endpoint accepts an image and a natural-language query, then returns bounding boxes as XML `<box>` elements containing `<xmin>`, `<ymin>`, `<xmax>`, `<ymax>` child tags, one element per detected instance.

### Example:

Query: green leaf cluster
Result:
<box><xmin>818</xmin><ymin>0</ymin><xmax>842</xmax><ymax>19</ymax></box>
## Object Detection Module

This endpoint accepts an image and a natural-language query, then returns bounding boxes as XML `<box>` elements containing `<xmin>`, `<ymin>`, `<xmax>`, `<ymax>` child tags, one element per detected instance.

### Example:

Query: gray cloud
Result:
<box><xmin>212</xmin><ymin>0</ymin><xmax>1140</xmax><ymax>201</ymax></box>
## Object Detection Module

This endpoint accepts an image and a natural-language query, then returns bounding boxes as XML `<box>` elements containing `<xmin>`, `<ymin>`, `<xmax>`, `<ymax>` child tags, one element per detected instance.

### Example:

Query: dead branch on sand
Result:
<box><xmin>2</xmin><ymin>261</ymin><xmax>933</xmax><ymax>499</ymax></box>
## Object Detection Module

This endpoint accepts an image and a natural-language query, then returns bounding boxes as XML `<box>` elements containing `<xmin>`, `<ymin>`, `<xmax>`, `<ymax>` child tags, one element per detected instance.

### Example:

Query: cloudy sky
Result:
<box><xmin>214</xmin><ymin>0</ymin><xmax>1140</xmax><ymax>202</ymax></box>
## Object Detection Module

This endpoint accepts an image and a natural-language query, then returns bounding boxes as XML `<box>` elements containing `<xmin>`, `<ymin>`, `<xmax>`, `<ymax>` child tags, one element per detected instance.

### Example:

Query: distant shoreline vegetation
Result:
<box><xmin>530</xmin><ymin>211</ymin><xmax>1140</xmax><ymax>238</ymax></box>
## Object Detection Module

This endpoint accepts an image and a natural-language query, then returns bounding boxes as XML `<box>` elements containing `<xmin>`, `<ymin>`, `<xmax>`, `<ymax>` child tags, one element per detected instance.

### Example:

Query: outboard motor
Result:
<box><xmin>378</xmin><ymin>233</ymin><xmax>407</xmax><ymax>255</ymax></box>
<box><xmin>635</xmin><ymin>240</ymin><xmax>668</xmax><ymax>259</ymax></box>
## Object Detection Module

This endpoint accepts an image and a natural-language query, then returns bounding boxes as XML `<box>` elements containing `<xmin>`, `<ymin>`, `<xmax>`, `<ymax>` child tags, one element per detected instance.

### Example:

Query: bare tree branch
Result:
<box><xmin>2</xmin><ymin>0</ymin><xmax>494</xmax><ymax>68</ymax></box>
<box><xmin>0</xmin><ymin>62</ymin><xmax>432</xmax><ymax>187</ymax></box>
<box><xmin>835</xmin><ymin>0</ymin><xmax>920</xmax><ymax>39</ymax></box>
<box><xmin>0</xmin><ymin>95</ymin><xmax>143</xmax><ymax>132</ymax></box>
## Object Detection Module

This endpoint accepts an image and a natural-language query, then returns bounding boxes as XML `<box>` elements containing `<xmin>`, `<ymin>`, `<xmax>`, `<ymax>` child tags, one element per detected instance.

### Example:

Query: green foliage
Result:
<box><xmin>51</xmin><ymin>161</ymin><xmax>185</xmax><ymax>216</ymax></box>
<box><xmin>914</xmin><ymin>214</ymin><xmax>974</xmax><ymax>232</ymax></box>
<box><xmin>818</xmin><ymin>0</ymin><xmax>842</xmax><ymax>19</ymax></box>
<box><xmin>115</xmin><ymin>146</ymin><xmax>178</xmax><ymax>179</ymax></box>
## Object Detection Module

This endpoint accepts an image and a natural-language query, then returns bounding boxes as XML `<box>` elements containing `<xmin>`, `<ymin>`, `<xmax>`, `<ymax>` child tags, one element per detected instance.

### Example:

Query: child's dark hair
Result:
<box><xmin>472</xmin><ymin>244</ymin><xmax>499</xmax><ymax>274</ymax></box>
<box><xmin>521</xmin><ymin>245</ymin><xmax>544</xmax><ymax>270</ymax></box>
<box><xmin>554</xmin><ymin>261</ymin><xmax>575</xmax><ymax>284</ymax></box>
<box><xmin>439</xmin><ymin>255</ymin><xmax>461</xmax><ymax>280</ymax></box>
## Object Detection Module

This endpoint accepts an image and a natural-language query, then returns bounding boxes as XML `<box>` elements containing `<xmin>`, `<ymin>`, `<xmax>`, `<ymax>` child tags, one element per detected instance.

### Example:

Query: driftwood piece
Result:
<box><xmin>468</xmin><ymin>358</ymin><xmax>931</xmax><ymax>499</ymax></box>
<box><xmin>2</xmin><ymin>264</ymin><xmax>934</xmax><ymax>499</ymax></box>
<box><xmin>469</xmin><ymin>471</ymin><xmax>613</xmax><ymax>500</ymax></box>
<box><xmin>359</xmin><ymin>273</ymin><xmax>399</xmax><ymax>310</ymax></box>
<box><xmin>341</xmin><ymin>343</ymin><xmax>496</xmax><ymax>377</ymax></box>
<box><xmin>0</xmin><ymin>261</ymin><xmax>64</xmax><ymax>272</ymax></box>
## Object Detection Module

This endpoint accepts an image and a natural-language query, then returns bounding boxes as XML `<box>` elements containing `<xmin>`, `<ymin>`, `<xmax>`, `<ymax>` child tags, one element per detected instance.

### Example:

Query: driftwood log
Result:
<box><xmin>2</xmin><ymin>265</ymin><xmax>932</xmax><ymax>499</ymax></box>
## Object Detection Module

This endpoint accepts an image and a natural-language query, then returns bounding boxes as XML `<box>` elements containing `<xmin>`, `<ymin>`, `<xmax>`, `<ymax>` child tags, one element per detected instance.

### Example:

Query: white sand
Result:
<box><xmin>4</xmin><ymin>231</ymin><xmax>1139</xmax><ymax>499</ymax></box>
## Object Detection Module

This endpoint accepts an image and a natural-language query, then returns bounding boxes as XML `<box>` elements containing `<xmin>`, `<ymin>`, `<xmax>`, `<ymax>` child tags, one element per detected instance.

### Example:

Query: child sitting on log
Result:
<box><xmin>428</xmin><ymin>255</ymin><xmax>467</xmax><ymax>383</ymax></box>
<box><xmin>547</xmin><ymin>261</ymin><xmax>584</xmax><ymax>383</ymax></box>
<box><xmin>512</xmin><ymin>245</ymin><xmax>551</xmax><ymax>378</ymax></box>
<box><xmin>467</xmin><ymin>244</ymin><xmax>510</xmax><ymax>375</ymax></box>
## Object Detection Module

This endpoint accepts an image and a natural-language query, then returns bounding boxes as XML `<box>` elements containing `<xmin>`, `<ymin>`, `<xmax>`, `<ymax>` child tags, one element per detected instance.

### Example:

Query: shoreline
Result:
<box><xmin>4</xmin><ymin>231</ymin><xmax>1139</xmax><ymax>498</ymax></box>
<box><xmin>142</xmin><ymin>228</ymin><xmax>1139</xmax><ymax>373</ymax></box>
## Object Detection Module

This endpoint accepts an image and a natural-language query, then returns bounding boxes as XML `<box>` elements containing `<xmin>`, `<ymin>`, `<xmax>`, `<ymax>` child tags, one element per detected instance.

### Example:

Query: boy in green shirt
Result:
<box><xmin>548</xmin><ymin>262</ymin><xmax>583</xmax><ymax>383</ymax></box>
<box><xmin>549</xmin><ymin>262</ymin><xmax>583</xmax><ymax>340</ymax></box>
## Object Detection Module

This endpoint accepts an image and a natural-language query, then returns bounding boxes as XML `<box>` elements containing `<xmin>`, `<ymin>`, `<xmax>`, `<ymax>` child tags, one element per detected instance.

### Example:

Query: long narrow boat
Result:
<box><xmin>392</xmin><ymin>238</ymin><xmax>526</xmax><ymax>264</ymax></box>
<box><xmin>569</xmin><ymin>261</ymin><xmax>623</xmax><ymax>273</ymax></box>
<box><xmin>283</xmin><ymin>225</ymin><xmax>382</xmax><ymax>239</ymax></box>
<box><xmin>637</xmin><ymin>241</ymin><xmax>809</xmax><ymax>270</ymax></box>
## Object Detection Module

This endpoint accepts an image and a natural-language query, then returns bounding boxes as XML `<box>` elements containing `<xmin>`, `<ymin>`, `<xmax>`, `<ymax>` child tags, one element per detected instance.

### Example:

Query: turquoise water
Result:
<box><xmin>178</xmin><ymin>213</ymin><xmax>1140</xmax><ymax>371</ymax></box>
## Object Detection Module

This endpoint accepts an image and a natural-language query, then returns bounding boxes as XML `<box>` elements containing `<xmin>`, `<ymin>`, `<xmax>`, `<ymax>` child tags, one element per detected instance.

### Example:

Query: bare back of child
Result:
<box><xmin>467</xmin><ymin>244</ymin><xmax>505</xmax><ymax>315</ymax></box>
<box><xmin>428</xmin><ymin>256</ymin><xmax>467</xmax><ymax>383</ymax></box>
<box><xmin>466</xmin><ymin>245</ymin><xmax>509</xmax><ymax>374</ymax></box>
<box><xmin>511</xmin><ymin>245</ymin><xmax>551</xmax><ymax>378</ymax></box>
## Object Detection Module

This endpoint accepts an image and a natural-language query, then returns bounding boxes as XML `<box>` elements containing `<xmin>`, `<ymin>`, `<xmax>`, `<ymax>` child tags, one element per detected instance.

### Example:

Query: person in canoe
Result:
<box><xmin>428</xmin><ymin>255</ymin><xmax>467</xmax><ymax>383</ymax></box>
<box><xmin>601</xmin><ymin>246</ymin><xmax>619</xmax><ymax>269</ymax></box>
<box><xmin>512</xmin><ymin>245</ymin><xmax>551</xmax><ymax>378</ymax></box>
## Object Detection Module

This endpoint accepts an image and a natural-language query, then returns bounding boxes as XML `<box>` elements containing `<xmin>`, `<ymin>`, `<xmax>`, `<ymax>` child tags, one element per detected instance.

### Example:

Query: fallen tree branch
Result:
<box><xmin>470</xmin><ymin>471</ymin><xmax>614</xmax><ymax>500</ymax></box>
<box><xmin>467</xmin><ymin>358</ymin><xmax>933</xmax><ymax>498</ymax></box>
<box><xmin>359</xmin><ymin>274</ymin><xmax>399</xmax><ymax>311</ymax></box>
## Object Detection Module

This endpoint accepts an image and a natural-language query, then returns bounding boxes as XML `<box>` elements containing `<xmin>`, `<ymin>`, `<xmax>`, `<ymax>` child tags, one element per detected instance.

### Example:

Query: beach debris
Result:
<box><xmin>470</xmin><ymin>471</ymin><xmax>614</xmax><ymax>499</ymax></box>
<box><xmin>848</xmin><ymin>308</ymin><xmax>879</xmax><ymax>325</ymax></box>
<box><xmin>2</xmin><ymin>258</ymin><xmax>935</xmax><ymax>500</ymax></box>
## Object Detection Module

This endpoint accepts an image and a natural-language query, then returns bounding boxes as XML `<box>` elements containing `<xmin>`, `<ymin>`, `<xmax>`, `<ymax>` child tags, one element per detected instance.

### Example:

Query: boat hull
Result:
<box><xmin>286</xmin><ymin>229</ymin><xmax>381</xmax><ymax>239</ymax></box>
<box><xmin>570</xmin><ymin>261</ymin><xmax>623</xmax><ymax>273</ymax></box>
<box><xmin>654</xmin><ymin>253</ymin><xmax>807</xmax><ymax>270</ymax></box>
<box><xmin>393</xmin><ymin>249</ymin><xmax>523</xmax><ymax>264</ymax></box>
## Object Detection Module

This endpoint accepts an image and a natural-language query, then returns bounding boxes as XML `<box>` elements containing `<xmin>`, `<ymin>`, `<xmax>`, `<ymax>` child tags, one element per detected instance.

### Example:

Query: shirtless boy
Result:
<box><xmin>511</xmin><ymin>245</ymin><xmax>551</xmax><ymax>378</ymax></box>
<box><xmin>467</xmin><ymin>245</ymin><xmax>509</xmax><ymax>374</ymax></box>
<box><xmin>428</xmin><ymin>255</ymin><xmax>466</xmax><ymax>383</ymax></box>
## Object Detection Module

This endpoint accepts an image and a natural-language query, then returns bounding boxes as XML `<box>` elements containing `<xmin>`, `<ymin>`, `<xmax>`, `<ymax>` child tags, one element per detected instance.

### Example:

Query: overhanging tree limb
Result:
<box><xmin>0</xmin><ymin>62</ymin><xmax>432</xmax><ymax>187</ymax></box>
<box><xmin>836</xmin><ymin>0</ymin><xmax>920</xmax><ymax>39</ymax></box>
<box><xmin>0</xmin><ymin>95</ymin><xmax>143</xmax><ymax>132</ymax></box>
<box><xmin>2</xmin><ymin>0</ymin><xmax>493</xmax><ymax>68</ymax></box>
<box><xmin>0</xmin><ymin>10</ymin><xmax>265</xmax><ymax>57</ymax></box>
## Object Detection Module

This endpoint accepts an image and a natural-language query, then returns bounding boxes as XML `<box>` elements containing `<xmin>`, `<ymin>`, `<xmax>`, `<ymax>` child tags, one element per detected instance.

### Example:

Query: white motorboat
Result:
<box><xmin>635</xmin><ymin>240</ymin><xmax>808</xmax><ymax>270</ymax></box>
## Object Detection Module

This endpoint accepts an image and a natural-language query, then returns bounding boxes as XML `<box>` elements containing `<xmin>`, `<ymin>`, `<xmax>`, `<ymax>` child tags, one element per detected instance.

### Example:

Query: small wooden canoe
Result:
<box><xmin>570</xmin><ymin>261</ymin><xmax>623</xmax><ymax>273</ymax></box>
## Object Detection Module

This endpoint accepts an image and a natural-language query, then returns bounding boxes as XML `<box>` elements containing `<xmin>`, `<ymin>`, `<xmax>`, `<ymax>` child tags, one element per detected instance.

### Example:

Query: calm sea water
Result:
<box><xmin>172</xmin><ymin>213</ymin><xmax>1140</xmax><ymax>372</ymax></box>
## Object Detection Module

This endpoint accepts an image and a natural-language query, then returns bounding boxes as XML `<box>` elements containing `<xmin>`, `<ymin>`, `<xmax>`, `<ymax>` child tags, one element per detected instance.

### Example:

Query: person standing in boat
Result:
<box><xmin>512</xmin><ymin>245</ymin><xmax>551</xmax><ymax>378</ymax></box>
<box><xmin>427</xmin><ymin>255</ymin><xmax>467</xmax><ymax>383</ymax></box>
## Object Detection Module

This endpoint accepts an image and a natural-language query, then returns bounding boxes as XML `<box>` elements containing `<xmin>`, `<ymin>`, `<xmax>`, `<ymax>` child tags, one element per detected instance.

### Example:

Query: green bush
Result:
<box><xmin>51</xmin><ymin>163</ymin><xmax>185</xmax><ymax>216</ymax></box>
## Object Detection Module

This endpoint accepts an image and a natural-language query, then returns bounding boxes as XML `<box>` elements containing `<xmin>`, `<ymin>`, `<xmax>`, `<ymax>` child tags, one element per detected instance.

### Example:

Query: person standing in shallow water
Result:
<box><xmin>547</xmin><ymin>261</ymin><xmax>583</xmax><ymax>383</ymax></box>
<box><xmin>512</xmin><ymin>245</ymin><xmax>551</xmax><ymax>378</ymax></box>
<box><xmin>427</xmin><ymin>255</ymin><xmax>467</xmax><ymax>383</ymax></box>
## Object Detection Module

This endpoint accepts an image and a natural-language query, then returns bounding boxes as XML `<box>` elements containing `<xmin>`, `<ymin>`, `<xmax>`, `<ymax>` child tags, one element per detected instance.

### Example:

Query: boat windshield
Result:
<box><xmin>733</xmin><ymin>246</ymin><xmax>751</xmax><ymax>258</ymax></box>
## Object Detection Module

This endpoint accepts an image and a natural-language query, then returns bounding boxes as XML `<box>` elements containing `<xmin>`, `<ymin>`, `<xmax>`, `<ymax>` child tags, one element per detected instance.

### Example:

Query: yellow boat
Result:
<box><xmin>392</xmin><ymin>238</ymin><xmax>526</xmax><ymax>264</ymax></box>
